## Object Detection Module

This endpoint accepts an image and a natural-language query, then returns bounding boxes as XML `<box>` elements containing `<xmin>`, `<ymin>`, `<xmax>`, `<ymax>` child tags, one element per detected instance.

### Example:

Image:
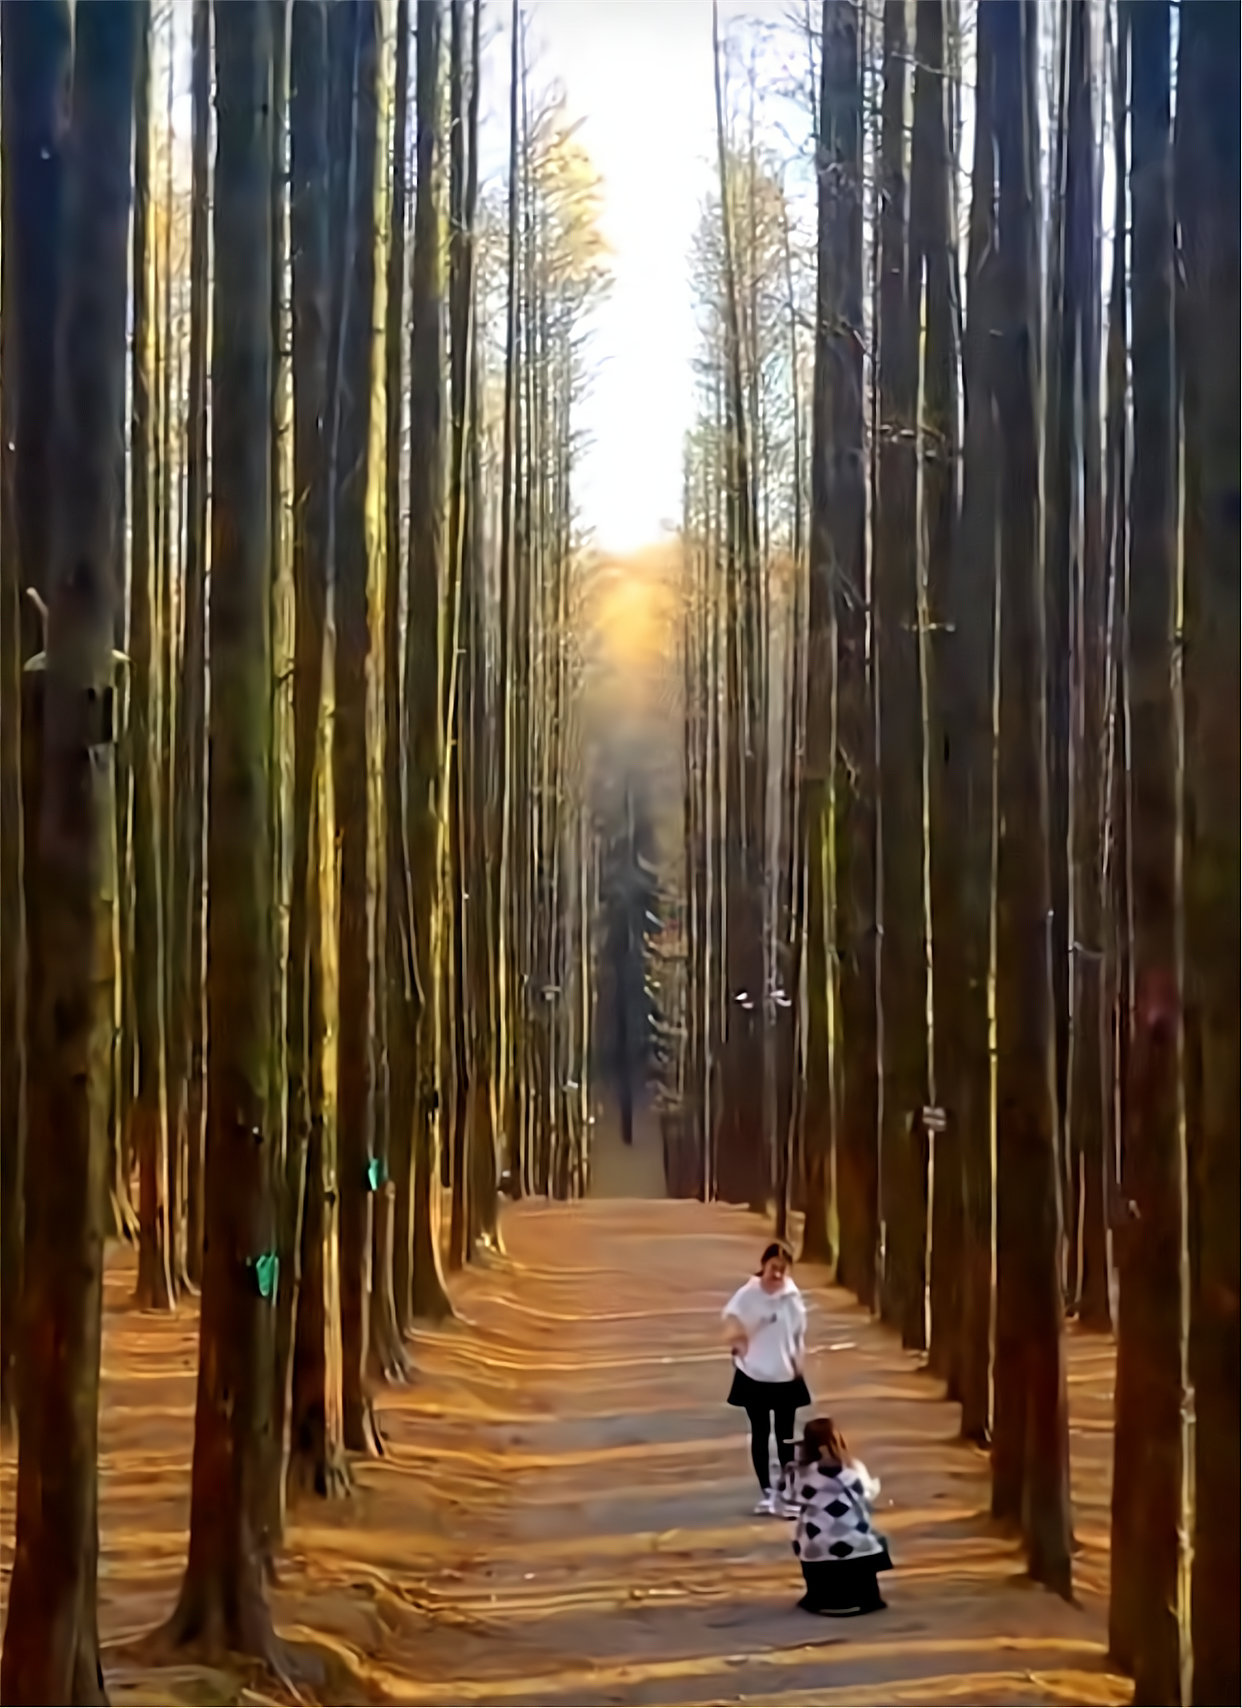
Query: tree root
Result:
<box><xmin>288</xmin><ymin>1436</ymin><xmax>354</xmax><ymax>1504</ymax></box>
<box><xmin>130</xmin><ymin>1584</ymin><xmax>325</xmax><ymax>1703</ymax></box>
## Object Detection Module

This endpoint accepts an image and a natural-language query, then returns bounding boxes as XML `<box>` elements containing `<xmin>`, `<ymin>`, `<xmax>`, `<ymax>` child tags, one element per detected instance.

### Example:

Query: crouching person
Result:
<box><xmin>783</xmin><ymin>1416</ymin><xmax>892</xmax><ymax>1615</ymax></box>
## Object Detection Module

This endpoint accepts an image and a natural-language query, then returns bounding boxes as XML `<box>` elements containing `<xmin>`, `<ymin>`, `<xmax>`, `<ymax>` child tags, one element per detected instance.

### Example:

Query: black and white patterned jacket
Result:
<box><xmin>782</xmin><ymin>1456</ymin><xmax>884</xmax><ymax>1563</ymax></box>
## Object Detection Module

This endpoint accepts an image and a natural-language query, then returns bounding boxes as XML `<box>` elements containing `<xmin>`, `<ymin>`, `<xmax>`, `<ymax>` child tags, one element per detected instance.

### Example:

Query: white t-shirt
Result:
<box><xmin>722</xmin><ymin>1276</ymin><xmax>807</xmax><ymax>1385</ymax></box>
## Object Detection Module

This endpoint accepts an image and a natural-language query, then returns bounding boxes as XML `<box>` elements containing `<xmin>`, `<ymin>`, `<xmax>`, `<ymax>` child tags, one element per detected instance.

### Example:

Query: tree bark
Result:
<box><xmin>160</xmin><ymin>0</ymin><xmax>285</xmax><ymax>1664</ymax></box>
<box><xmin>405</xmin><ymin>0</ymin><xmax>454</xmax><ymax>1322</ymax></box>
<box><xmin>0</xmin><ymin>6</ymin><xmax>135</xmax><ymax>1700</ymax></box>
<box><xmin>170</xmin><ymin>0</ymin><xmax>211</xmax><ymax>1295</ymax></box>
<box><xmin>1178</xmin><ymin>8</ymin><xmax>1240</xmax><ymax>1704</ymax></box>
<box><xmin>912</xmin><ymin>0</ymin><xmax>963</xmax><ymax>1391</ymax></box>
<box><xmin>129</xmin><ymin>4</ymin><xmax>176</xmax><ymax>1314</ymax></box>
<box><xmin>986</xmin><ymin>0</ymin><xmax>1074</xmax><ymax>1599</ymax></box>
<box><xmin>1111</xmin><ymin>4</ymin><xmax>1189</xmax><ymax>1699</ymax></box>
<box><xmin>0</xmin><ymin>0</ymin><xmax>73</xmax><ymax>1442</ymax></box>
<box><xmin>1063</xmin><ymin>0</ymin><xmax>1111</xmax><ymax>1333</ymax></box>
<box><xmin>330</xmin><ymin>0</ymin><xmax>382</xmax><ymax>1457</ymax></box>
<box><xmin>875</xmin><ymin>0</ymin><xmax>928</xmax><ymax>1351</ymax></box>
<box><xmin>947</xmin><ymin>6</ymin><xmax>998</xmax><ymax>1448</ymax></box>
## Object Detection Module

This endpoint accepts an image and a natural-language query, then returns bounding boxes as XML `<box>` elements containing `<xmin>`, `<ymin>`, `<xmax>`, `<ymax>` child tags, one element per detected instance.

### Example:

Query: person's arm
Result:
<box><xmin>791</xmin><ymin>1295</ymin><xmax>808</xmax><ymax>1376</ymax></box>
<box><xmin>723</xmin><ymin>1313</ymin><xmax>749</xmax><ymax>1356</ymax></box>
<box><xmin>722</xmin><ymin>1286</ymin><xmax>752</xmax><ymax>1357</ymax></box>
<box><xmin>857</xmin><ymin>1465</ymin><xmax>881</xmax><ymax>1503</ymax></box>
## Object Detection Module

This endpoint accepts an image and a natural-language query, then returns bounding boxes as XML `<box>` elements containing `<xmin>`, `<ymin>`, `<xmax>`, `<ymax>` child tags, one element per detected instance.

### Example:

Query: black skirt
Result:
<box><xmin>727</xmin><ymin>1364</ymin><xmax>811</xmax><ymax>1411</ymax></box>
<box><xmin>798</xmin><ymin>1550</ymin><xmax>893</xmax><ymax>1615</ymax></box>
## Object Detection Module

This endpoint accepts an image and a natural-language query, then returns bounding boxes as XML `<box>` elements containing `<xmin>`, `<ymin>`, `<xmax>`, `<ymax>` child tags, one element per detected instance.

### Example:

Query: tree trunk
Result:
<box><xmin>1112</xmin><ymin>4</ymin><xmax>1189</xmax><ymax>1699</ymax></box>
<box><xmin>330</xmin><ymin>0</ymin><xmax>382</xmax><ymax>1458</ymax></box>
<box><xmin>0</xmin><ymin>6</ymin><xmax>136</xmax><ymax>1700</ymax></box>
<box><xmin>130</xmin><ymin>4</ymin><xmax>175</xmax><ymax>1314</ymax></box>
<box><xmin>875</xmin><ymin>0</ymin><xmax>928</xmax><ymax>1351</ymax></box>
<box><xmin>170</xmin><ymin>0</ymin><xmax>210</xmax><ymax>1295</ymax></box>
<box><xmin>406</xmin><ymin>0</ymin><xmax>454</xmax><ymax>1322</ymax></box>
<box><xmin>986</xmin><ymin>0</ymin><xmax>1074</xmax><ymax>1599</ymax></box>
<box><xmin>288</xmin><ymin>771</ymin><xmax>352</xmax><ymax>1502</ymax></box>
<box><xmin>829</xmin><ymin>0</ymin><xmax>876</xmax><ymax>1307</ymax></box>
<box><xmin>0</xmin><ymin>0</ymin><xmax>73</xmax><ymax>1441</ymax></box>
<box><xmin>1063</xmin><ymin>0</ymin><xmax>1110</xmax><ymax>1333</ymax></box>
<box><xmin>383</xmin><ymin>0</ymin><xmax>419</xmax><ymax>1344</ymax></box>
<box><xmin>946</xmin><ymin>5</ymin><xmax>998</xmax><ymax>1448</ymax></box>
<box><xmin>1178</xmin><ymin>8</ymin><xmax>1240</xmax><ymax>1703</ymax></box>
<box><xmin>0</xmin><ymin>54</ymin><xmax>21</xmax><ymax>1437</ymax></box>
<box><xmin>913</xmin><ymin>0</ymin><xmax>963</xmax><ymax>1392</ymax></box>
<box><xmin>160</xmin><ymin>0</ymin><xmax>284</xmax><ymax>1664</ymax></box>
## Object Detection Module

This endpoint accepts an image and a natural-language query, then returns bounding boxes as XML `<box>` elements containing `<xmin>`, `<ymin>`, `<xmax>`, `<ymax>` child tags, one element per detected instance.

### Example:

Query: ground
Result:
<box><xmin>1</xmin><ymin>1119</ymin><xmax>1127</xmax><ymax>1707</ymax></box>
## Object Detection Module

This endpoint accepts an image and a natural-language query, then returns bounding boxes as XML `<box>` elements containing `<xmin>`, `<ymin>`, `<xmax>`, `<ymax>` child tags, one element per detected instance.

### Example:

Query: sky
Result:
<box><xmin>515</xmin><ymin>1</ymin><xmax>722</xmax><ymax>556</ymax></box>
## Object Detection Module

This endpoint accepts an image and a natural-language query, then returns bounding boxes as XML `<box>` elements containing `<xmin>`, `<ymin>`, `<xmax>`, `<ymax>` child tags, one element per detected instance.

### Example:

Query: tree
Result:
<box><xmin>331</xmin><ymin>0</ymin><xmax>383</xmax><ymax>1454</ymax></box>
<box><xmin>279</xmin><ymin>0</ymin><xmax>352</xmax><ymax>1513</ymax></box>
<box><xmin>168</xmin><ymin>0</ymin><xmax>210</xmax><ymax>1294</ymax></box>
<box><xmin>1062</xmin><ymin>0</ymin><xmax>1110</xmax><ymax>1331</ymax></box>
<box><xmin>0</xmin><ymin>0</ymin><xmax>74</xmax><ymax>1443</ymax></box>
<box><xmin>159</xmin><ymin>0</ymin><xmax>283</xmax><ymax>1663</ymax></box>
<box><xmin>406</xmin><ymin>0</ymin><xmax>455</xmax><ymax>1321</ymax></box>
<box><xmin>912</xmin><ymin>0</ymin><xmax>963</xmax><ymax>1390</ymax></box>
<box><xmin>944</xmin><ymin>0</ymin><xmax>998</xmax><ymax>1446</ymax></box>
<box><xmin>0</xmin><ymin>3</ymin><xmax>138</xmax><ymax>1698</ymax></box>
<box><xmin>129</xmin><ymin>0</ymin><xmax>176</xmax><ymax>1312</ymax></box>
<box><xmin>1178</xmin><ymin>5</ymin><xmax>1241</xmax><ymax>1701</ymax></box>
<box><xmin>874</xmin><ymin>0</ymin><xmax>928</xmax><ymax>1350</ymax></box>
<box><xmin>985</xmin><ymin>0</ymin><xmax>1074</xmax><ymax>1597</ymax></box>
<box><xmin>1111</xmin><ymin>2</ymin><xmax>1189</xmax><ymax>1699</ymax></box>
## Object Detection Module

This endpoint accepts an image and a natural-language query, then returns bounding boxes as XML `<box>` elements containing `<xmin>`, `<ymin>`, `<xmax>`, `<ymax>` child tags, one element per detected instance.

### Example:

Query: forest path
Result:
<box><xmin>1</xmin><ymin>1201</ymin><xmax>1126</xmax><ymax>1708</ymax></box>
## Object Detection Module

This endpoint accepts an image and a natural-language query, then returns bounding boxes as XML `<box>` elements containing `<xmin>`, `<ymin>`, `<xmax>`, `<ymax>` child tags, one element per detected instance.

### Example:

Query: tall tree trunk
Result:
<box><xmin>830</xmin><ymin>0</ymin><xmax>877</xmax><ymax>1303</ymax></box>
<box><xmin>875</xmin><ymin>0</ymin><xmax>928</xmax><ymax>1351</ymax></box>
<box><xmin>332</xmin><ymin>0</ymin><xmax>382</xmax><ymax>1458</ymax></box>
<box><xmin>384</xmin><ymin>0</ymin><xmax>419</xmax><ymax>1344</ymax></box>
<box><xmin>0</xmin><ymin>23</ymin><xmax>22</xmax><ymax>1440</ymax></box>
<box><xmin>0</xmin><ymin>5</ymin><xmax>136</xmax><ymax>1699</ymax></box>
<box><xmin>1064</xmin><ymin>0</ymin><xmax>1110</xmax><ymax>1333</ymax></box>
<box><xmin>171</xmin><ymin>0</ymin><xmax>210</xmax><ymax>1295</ymax></box>
<box><xmin>0</xmin><ymin>0</ymin><xmax>72</xmax><ymax>1438</ymax></box>
<box><xmin>1178</xmin><ymin>7</ymin><xmax>1240</xmax><ymax>1702</ymax></box>
<box><xmin>986</xmin><ymin>0</ymin><xmax>1074</xmax><ymax>1599</ymax></box>
<box><xmin>130</xmin><ymin>4</ymin><xmax>175</xmax><ymax>1313</ymax></box>
<box><xmin>161</xmin><ymin>0</ymin><xmax>284</xmax><ymax>1664</ymax></box>
<box><xmin>405</xmin><ymin>0</ymin><xmax>454</xmax><ymax>1321</ymax></box>
<box><xmin>712</xmin><ymin>2</ymin><xmax>767</xmax><ymax>1215</ymax></box>
<box><xmin>802</xmin><ymin>0</ymin><xmax>840</xmax><ymax>1273</ymax></box>
<box><xmin>912</xmin><ymin>0</ymin><xmax>963</xmax><ymax>1391</ymax></box>
<box><xmin>1112</xmin><ymin>4</ymin><xmax>1189</xmax><ymax>1699</ymax></box>
<box><xmin>949</xmin><ymin>5</ymin><xmax>999</xmax><ymax>1446</ymax></box>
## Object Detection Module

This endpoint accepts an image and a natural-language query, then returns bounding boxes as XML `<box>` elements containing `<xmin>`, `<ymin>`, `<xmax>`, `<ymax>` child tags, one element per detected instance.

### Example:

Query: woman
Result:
<box><xmin>722</xmin><ymin>1240</ymin><xmax>811</xmax><ymax>1515</ymax></box>
<box><xmin>783</xmin><ymin>1416</ymin><xmax>892</xmax><ymax>1615</ymax></box>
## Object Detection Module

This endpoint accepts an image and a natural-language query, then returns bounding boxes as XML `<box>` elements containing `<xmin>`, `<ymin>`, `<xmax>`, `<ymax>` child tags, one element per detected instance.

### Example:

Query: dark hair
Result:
<box><xmin>756</xmin><ymin>1239</ymin><xmax>793</xmax><ymax>1275</ymax></box>
<box><xmin>799</xmin><ymin>1415</ymin><xmax>852</xmax><ymax>1468</ymax></box>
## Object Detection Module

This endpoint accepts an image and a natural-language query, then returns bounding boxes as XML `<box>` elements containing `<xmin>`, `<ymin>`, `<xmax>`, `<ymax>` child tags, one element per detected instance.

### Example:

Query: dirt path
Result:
<box><xmin>2</xmin><ymin>1201</ymin><xmax>1126</xmax><ymax>1707</ymax></box>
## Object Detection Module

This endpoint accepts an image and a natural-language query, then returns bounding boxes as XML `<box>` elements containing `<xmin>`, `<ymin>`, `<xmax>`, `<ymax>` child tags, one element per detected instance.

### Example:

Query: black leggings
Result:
<box><xmin>745</xmin><ymin>1398</ymin><xmax>797</xmax><ymax>1492</ymax></box>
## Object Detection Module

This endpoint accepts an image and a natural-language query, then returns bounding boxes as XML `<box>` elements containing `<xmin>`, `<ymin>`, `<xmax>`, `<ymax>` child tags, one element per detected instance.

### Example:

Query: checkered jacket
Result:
<box><xmin>782</xmin><ymin>1456</ymin><xmax>884</xmax><ymax>1563</ymax></box>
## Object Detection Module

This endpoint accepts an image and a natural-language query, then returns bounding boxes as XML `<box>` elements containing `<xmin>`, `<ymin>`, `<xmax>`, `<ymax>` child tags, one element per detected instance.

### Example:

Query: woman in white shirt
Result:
<box><xmin>722</xmin><ymin>1240</ymin><xmax>811</xmax><ymax>1515</ymax></box>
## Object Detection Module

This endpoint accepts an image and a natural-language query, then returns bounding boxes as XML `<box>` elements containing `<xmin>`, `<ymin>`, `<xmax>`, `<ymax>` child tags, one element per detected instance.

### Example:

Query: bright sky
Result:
<box><xmin>521</xmin><ymin>0</ymin><xmax>778</xmax><ymax>557</ymax></box>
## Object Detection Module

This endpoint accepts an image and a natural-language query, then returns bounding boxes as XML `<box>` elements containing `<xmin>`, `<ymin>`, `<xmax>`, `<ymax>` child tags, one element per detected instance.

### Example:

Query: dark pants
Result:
<box><xmin>798</xmin><ymin>1558</ymin><xmax>887</xmax><ymax>1615</ymax></box>
<box><xmin>745</xmin><ymin>1398</ymin><xmax>797</xmax><ymax>1492</ymax></box>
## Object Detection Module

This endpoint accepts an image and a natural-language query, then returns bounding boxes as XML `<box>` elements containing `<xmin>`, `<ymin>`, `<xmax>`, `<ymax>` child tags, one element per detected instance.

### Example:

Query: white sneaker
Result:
<box><xmin>753</xmin><ymin>1490</ymin><xmax>777</xmax><ymax>1515</ymax></box>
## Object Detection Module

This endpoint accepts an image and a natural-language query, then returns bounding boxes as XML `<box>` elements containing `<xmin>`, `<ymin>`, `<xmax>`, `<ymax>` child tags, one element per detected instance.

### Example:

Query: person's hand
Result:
<box><xmin>731</xmin><ymin>1336</ymin><xmax>748</xmax><ymax>1357</ymax></box>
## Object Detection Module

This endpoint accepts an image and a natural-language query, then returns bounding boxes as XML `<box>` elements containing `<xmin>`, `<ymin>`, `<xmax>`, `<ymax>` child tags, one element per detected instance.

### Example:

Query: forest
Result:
<box><xmin>0</xmin><ymin>1</ymin><xmax>1236</xmax><ymax>1705</ymax></box>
